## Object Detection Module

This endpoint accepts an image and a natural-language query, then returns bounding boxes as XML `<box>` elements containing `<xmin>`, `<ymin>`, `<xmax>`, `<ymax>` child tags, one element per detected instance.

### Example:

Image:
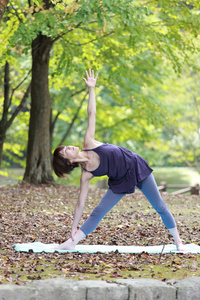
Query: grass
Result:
<box><xmin>3</xmin><ymin>254</ymin><xmax>199</xmax><ymax>282</ymax></box>
<box><xmin>153</xmin><ymin>167</ymin><xmax>200</xmax><ymax>186</ymax></box>
<box><xmin>0</xmin><ymin>168</ymin><xmax>24</xmax><ymax>186</ymax></box>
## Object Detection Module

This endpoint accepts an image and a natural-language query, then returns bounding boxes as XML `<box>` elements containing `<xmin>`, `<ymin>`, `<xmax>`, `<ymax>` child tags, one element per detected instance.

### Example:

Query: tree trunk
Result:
<box><xmin>0</xmin><ymin>127</ymin><xmax>6</xmax><ymax>168</ymax></box>
<box><xmin>0</xmin><ymin>0</ymin><xmax>9</xmax><ymax>20</ymax></box>
<box><xmin>0</xmin><ymin>61</ymin><xmax>10</xmax><ymax>167</ymax></box>
<box><xmin>23</xmin><ymin>34</ymin><xmax>54</xmax><ymax>184</ymax></box>
<box><xmin>0</xmin><ymin>62</ymin><xmax>31</xmax><ymax>167</ymax></box>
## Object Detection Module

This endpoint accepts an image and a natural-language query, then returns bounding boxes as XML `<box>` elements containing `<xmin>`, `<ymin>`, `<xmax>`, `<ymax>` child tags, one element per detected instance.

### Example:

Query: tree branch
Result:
<box><xmin>52</xmin><ymin>21</ymin><xmax>82</xmax><ymax>42</ymax></box>
<box><xmin>78</xmin><ymin>27</ymin><xmax>97</xmax><ymax>32</ymax></box>
<box><xmin>70</xmin><ymin>31</ymin><xmax>114</xmax><ymax>46</ymax></box>
<box><xmin>7</xmin><ymin>82</ymin><xmax>31</xmax><ymax>129</ymax></box>
<box><xmin>2</xmin><ymin>62</ymin><xmax>10</xmax><ymax>123</ymax></box>
<box><xmin>70</xmin><ymin>87</ymin><xmax>86</xmax><ymax>98</ymax></box>
<box><xmin>51</xmin><ymin>110</ymin><xmax>61</xmax><ymax>136</ymax></box>
<box><xmin>9</xmin><ymin>2</ymin><xmax>23</xmax><ymax>22</ymax></box>
<box><xmin>58</xmin><ymin>92</ymin><xmax>87</xmax><ymax>146</ymax></box>
<box><xmin>9</xmin><ymin>69</ymin><xmax>31</xmax><ymax>107</ymax></box>
<box><xmin>96</xmin><ymin>115</ymin><xmax>135</xmax><ymax>133</ymax></box>
<box><xmin>51</xmin><ymin>87</ymin><xmax>86</xmax><ymax>138</ymax></box>
<box><xmin>0</xmin><ymin>0</ymin><xmax>9</xmax><ymax>20</ymax></box>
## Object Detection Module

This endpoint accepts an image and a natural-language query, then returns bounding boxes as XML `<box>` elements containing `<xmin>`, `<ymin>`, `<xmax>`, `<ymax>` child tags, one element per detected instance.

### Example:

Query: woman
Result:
<box><xmin>53</xmin><ymin>69</ymin><xmax>184</xmax><ymax>251</ymax></box>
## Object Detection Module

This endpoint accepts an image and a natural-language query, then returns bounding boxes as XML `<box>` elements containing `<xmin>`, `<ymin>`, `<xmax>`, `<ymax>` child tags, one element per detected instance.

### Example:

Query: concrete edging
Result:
<box><xmin>0</xmin><ymin>277</ymin><xmax>200</xmax><ymax>300</ymax></box>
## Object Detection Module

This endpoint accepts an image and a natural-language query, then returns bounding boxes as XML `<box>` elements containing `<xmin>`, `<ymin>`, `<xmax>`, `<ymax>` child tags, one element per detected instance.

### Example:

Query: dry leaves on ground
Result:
<box><xmin>0</xmin><ymin>183</ymin><xmax>200</xmax><ymax>284</ymax></box>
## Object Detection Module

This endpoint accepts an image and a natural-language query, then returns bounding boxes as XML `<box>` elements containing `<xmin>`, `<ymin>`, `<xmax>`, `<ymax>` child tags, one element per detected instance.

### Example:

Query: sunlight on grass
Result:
<box><xmin>153</xmin><ymin>167</ymin><xmax>200</xmax><ymax>186</ymax></box>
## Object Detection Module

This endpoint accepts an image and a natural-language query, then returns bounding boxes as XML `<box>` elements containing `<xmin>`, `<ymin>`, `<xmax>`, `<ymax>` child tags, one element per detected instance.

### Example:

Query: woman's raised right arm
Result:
<box><xmin>83</xmin><ymin>69</ymin><xmax>98</xmax><ymax>148</ymax></box>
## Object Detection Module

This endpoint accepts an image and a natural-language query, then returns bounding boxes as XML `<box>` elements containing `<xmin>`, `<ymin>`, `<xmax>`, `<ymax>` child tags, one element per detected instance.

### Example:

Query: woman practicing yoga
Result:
<box><xmin>53</xmin><ymin>69</ymin><xmax>184</xmax><ymax>251</ymax></box>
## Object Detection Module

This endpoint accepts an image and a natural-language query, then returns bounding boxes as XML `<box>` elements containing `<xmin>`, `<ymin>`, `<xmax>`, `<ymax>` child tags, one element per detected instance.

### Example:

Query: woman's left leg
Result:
<box><xmin>139</xmin><ymin>173</ymin><xmax>183</xmax><ymax>250</ymax></box>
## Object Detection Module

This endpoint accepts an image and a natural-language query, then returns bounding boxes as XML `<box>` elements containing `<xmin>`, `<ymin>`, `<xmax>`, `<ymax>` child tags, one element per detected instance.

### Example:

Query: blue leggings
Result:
<box><xmin>80</xmin><ymin>173</ymin><xmax>176</xmax><ymax>236</ymax></box>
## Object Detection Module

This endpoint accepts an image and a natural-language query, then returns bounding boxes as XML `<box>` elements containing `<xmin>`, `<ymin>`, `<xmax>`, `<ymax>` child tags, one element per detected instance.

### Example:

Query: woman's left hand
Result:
<box><xmin>83</xmin><ymin>69</ymin><xmax>98</xmax><ymax>88</ymax></box>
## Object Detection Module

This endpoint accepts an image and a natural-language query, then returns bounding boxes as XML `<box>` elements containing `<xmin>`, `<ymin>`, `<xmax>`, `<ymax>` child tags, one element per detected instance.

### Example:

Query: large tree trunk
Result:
<box><xmin>23</xmin><ymin>34</ymin><xmax>54</xmax><ymax>184</ymax></box>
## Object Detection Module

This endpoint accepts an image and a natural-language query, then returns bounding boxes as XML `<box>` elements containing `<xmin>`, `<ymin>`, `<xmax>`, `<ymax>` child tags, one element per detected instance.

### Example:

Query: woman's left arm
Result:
<box><xmin>83</xmin><ymin>69</ymin><xmax>98</xmax><ymax>147</ymax></box>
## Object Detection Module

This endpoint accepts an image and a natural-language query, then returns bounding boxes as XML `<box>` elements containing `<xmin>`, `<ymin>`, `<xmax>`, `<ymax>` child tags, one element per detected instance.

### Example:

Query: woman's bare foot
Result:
<box><xmin>176</xmin><ymin>242</ymin><xmax>190</xmax><ymax>252</ymax></box>
<box><xmin>54</xmin><ymin>239</ymin><xmax>75</xmax><ymax>251</ymax></box>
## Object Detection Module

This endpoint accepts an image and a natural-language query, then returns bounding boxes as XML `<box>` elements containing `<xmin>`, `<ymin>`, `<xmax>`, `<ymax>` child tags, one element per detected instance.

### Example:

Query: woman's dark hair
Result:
<box><xmin>53</xmin><ymin>146</ymin><xmax>79</xmax><ymax>178</ymax></box>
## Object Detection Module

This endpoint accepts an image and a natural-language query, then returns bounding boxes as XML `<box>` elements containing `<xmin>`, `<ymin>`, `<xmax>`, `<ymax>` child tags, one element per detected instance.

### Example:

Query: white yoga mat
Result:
<box><xmin>13</xmin><ymin>242</ymin><xmax>200</xmax><ymax>254</ymax></box>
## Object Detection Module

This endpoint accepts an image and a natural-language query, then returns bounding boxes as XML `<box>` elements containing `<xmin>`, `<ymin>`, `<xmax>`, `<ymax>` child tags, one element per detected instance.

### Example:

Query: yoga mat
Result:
<box><xmin>13</xmin><ymin>242</ymin><xmax>200</xmax><ymax>254</ymax></box>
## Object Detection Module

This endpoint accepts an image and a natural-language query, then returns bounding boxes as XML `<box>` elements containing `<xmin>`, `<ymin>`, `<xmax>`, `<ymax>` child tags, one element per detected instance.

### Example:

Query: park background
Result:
<box><xmin>1</xmin><ymin>0</ymin><xmax>200</xmax><ymax>190</ymax></box>
<box><xmin>0</xmin><ymin>0</ymin><xmax>200</xmax><ymax>190</ymax></box>
<box><xmin>0</xmin><ymin>0</ymin><xmax>200</xmax><ymax>285</ymax></box>
<box><xmin>0</xmin><ymin>0</ymin><xmax>200</xmax><ymax>188</ymax></box>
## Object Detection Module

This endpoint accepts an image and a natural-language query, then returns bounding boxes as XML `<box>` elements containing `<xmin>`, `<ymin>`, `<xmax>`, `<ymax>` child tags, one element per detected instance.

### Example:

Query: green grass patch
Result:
<box><xmin>153</xmin><ymin>167</ymin><xmax>200</xmax><ymax>186</ymax></box>
<box><xmin>1</xmin><ymin>252</ymin><xmax>199</xmax><ymax>284</ymax></box>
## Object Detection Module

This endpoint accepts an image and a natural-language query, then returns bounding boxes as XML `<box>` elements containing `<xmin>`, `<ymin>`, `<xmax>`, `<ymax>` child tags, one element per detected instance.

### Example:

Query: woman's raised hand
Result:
<box><xmin>83</xmin><ymin>69</ymin><xmax>98</xmax><ymax>88</ymax></box>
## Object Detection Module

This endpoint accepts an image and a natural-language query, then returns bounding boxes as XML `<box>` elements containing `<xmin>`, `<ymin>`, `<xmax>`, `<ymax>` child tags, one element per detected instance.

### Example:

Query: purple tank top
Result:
<box><xmin>82</xmin><ymin>143</ymin><xmax>153</xmax><ymax>194</ymax></box>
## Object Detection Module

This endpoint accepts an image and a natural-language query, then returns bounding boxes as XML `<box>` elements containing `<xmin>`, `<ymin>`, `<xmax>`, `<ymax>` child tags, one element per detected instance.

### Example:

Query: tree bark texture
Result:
<box><xmin>0</xmin><ymin>0</ymin><xmax>9</xmax><ymax>20</ymax></box>
<box><xmin>0</xmin><ymin>61</ymin><xmax>31</xmax><ymax>167</ymax></box>
<box><xmin>0</xmin><ymin>62</ymin><xmax>9</xmax><ymax>167</ymax></box>
<box><xmin>23</xmin><ymin>34</ymin><xmax>54</xmax><ymax>184</ymax></box>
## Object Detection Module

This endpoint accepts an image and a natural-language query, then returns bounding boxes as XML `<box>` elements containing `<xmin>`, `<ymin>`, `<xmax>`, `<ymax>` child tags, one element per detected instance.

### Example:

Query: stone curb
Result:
<box><xmin>0</xmin><ymin>277</ymin><xmax>199</xmax><ymax>300</ymax></box>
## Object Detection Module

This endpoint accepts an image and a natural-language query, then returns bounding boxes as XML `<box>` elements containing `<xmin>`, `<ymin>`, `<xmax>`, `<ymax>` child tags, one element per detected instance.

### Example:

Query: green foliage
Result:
<box><xmin>0</xmin><ymin>0</ymin><xmax>200</xmax><ymax>171</ymax></box>
<box><xmin>3</xmin><ymin>110</ymin><xmax>29</xmax><ymax>168</ymax></box>
<box><xmin>142</xmin><ymin>53</ymin><xmax>200</xmax><ymax>170</ymax></box>
<box><xmin>0</xmin><ymin>51</ymin><xmax>31</xmax><ymax>168</ymax></box>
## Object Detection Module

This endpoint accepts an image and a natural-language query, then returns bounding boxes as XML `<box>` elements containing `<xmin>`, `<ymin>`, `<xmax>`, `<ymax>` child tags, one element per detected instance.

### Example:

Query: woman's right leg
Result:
<box><xmin>55</xmin><ymin>189</ymin><xmax>125</xmax><ymax>250</ymax></box>
<box><xmin>80</xmin><ymin>189</ymin><xmax>126</xmax><ymax>236</ymax></box>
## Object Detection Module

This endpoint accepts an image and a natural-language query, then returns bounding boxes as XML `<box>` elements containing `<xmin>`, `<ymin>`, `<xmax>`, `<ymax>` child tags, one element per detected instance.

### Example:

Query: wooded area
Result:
<box><xmin>0</xmin><ymin>0</ymin><xmax>200</xmax><ymax>184</ymax></box>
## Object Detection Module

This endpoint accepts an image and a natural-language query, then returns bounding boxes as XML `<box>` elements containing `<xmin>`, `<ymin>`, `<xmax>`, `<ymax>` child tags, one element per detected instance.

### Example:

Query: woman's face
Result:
<box><xmin>60</xmin><ymin>145</ymin><xmax>79</xmax><ymax>161</ymax></box>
